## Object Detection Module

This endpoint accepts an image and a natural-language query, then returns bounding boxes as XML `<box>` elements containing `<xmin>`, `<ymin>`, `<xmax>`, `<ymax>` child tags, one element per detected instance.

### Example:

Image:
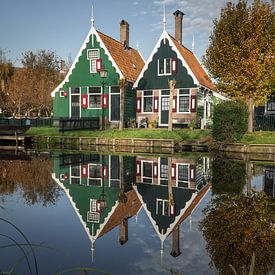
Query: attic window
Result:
<box><xmin>158</xmin><ymin>58</ymin><xmax>172</xmax><ymax>76</ymax></box>
<box><xmin>87</xmin><ymin>49</ymin><xmax>99</xmax><ymax>60</ymax></box>
<box><xmin>87</xmin><ymin>49</ymin><xmax>100</xmax><ymax>73</ymax></box>
<box><xmin>156</xmin><ymin>199</ymin><xmax>169</xmax><ymax>216</ymax></box>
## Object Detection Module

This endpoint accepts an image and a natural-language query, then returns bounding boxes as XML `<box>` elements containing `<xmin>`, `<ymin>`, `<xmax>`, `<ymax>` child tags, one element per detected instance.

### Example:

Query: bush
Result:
<box><xmin>212</xmin><ymin>100</ymin><xmax>248</xmax><ymax>142</ymax></box>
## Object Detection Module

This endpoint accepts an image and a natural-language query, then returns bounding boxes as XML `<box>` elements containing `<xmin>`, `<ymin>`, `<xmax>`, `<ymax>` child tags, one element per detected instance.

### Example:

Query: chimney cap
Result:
<box><xmin>173</xmin><ymin>10</ymin><xmax>185</xmax><ymax>16</ymax></box>
<box><xmin>120</xmin><ymin>19</ymin><xmax>129</xmax><ymax>25</ymax></box>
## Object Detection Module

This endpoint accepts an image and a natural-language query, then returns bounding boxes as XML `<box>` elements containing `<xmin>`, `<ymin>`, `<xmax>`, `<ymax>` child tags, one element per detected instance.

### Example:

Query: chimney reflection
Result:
<box><xmin>52</xmin><ymin>153</ymin><xmax>211</xmax><ymax>263</ymax></box>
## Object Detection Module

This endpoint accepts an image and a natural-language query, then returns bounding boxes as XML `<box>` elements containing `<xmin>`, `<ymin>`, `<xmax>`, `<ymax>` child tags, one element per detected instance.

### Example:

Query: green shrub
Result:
<box><xmin>212</xmin><ymin>100</ymin><xmax>248</xmax><ymax>142</ymax></box>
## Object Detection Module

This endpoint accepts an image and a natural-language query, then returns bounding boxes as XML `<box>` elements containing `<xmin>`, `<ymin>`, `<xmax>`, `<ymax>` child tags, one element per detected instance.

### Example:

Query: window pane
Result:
<box><xmin>89</xmin><ymin>165</ymin><xmax>101</xmax><ymax>178</ymax></box>
<box><xmin>111</xmin><ymin>86</ymin><xmax>120</xmax><ymax>94</ymax></box>
<box><xmin>144</xmin><ymin>90</ymin><xmax>153</xmax><ymax>96</ymax></box>
<box><xmin>179</xmin><ymin>89</ymin><xmax>190</xmax><ymax>95</ymax></box>
<box><xmin>179</xmin><ymin>96</ymin><xmax>190</xmax><ymax>112</ymax></box>
<box><xmin>87</xmin><ymin>49</ymin><xmax>99</xmax><ymax>60</ymax></box>
<box><xmin>178</xmin><ymin>165</ymin><xmax>189</xmax><ymax>182</ymax></box>
<box><xmin>71</xmin><ymin>166</ymin><xmax>80</xmax><ymax>177</ymax></box>
<box><xmin>166</xmin><ymin>58</ymin><xmax>171</xmax><ymax>74</ymax></box>
<box><xmin>89</xmin><ymin>95</ymin><xmax>102</xmax><ymax>108</ymax></box>
<box><xmin>143</xmin><ymin>162</ymin><xmax>152</xmax><ymax>177</ymax></box>
<box><xmin>89</xmin><ymin>87</ymin><xmax>101</xmax><ymax>93</ymax></box>
<box><xmin>90</xmin><ymin>60</ymin><xmax>96</xmax><ymax>73</ymax></box>
<box><xmin>88</xmin><ymin>179</ymin><xmax>101</xmax><ymax>186</ymax></box>
<box><xmin>71</xmin><ymin>87</ymin><xmax>80</xmax><ymax>94</ymax></box>
<box><xmin>157</xmin><ymin>200</ymin><xmax>163</xmax><ymax>215</ymax></box>
<box><xmin>159</xmin><ymin>59</ymin><xmax>164</xmax><ymax>74</ymax></box>
<box><xmin>144</xmin><ymin>97</ymin><xmax>153</xmax><ymax>112</ymax></box>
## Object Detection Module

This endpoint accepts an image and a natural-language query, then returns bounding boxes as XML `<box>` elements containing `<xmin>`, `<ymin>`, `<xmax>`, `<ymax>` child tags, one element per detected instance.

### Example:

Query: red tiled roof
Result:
<box><xmin>98</xmin><ymin>31</ymin><xmax>145</xmax><ymax>83</ymax></box>
<box><xmin>169</xmin><ymin>35</ymin><xmax>215</xmax><ymax>90</ymax></box>
<box><xmin>98</xmin><ymin>190</ymin><xmax>141</xmax><ymax>238</ymax></box>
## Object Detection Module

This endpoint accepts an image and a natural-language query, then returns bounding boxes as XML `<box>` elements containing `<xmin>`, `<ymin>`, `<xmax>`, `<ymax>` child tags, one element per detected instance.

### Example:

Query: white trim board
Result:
<box><xmin>133</xmin><ymin>30</ymin><xmax>199</xmax><ymax>88</ymax></box>
<box><xmin>51</xmin><ymin>26</ymin><xmax>123</xmax><ymax>98</ymax></box>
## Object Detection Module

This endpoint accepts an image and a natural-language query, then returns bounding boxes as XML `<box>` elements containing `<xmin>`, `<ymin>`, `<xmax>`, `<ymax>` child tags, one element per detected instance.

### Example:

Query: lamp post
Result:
<box><xmin>100</xmin><ymin>69</ymin><xmax>108</xmax><ymax>129</ymax></box>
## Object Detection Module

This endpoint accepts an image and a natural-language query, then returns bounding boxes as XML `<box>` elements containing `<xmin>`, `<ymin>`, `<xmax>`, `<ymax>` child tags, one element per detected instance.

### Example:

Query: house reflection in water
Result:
<box><xmin>52</xmin><ymin>153</ymin><xmax>211</xmax><ymax>262</ymax></box>
<box><xmin>134</xmin><ymin>156</ymin><xmax>211</xmax><ymax>260</ymax></box>
<box><xmin>52</xmin><ymin>154</ymin><xmax>141</xmax><ymax>260</ymax></box>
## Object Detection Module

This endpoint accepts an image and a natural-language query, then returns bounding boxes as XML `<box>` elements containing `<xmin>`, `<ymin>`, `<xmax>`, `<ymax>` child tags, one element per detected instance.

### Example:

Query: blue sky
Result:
<box><xmin>1</xmin><ymin>0</ymin><xmax>238</xmax><ymax>67</ymax></box>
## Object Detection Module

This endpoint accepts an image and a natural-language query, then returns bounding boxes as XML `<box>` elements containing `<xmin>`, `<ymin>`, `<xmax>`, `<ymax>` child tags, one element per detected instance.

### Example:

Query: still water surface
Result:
<box><xmin>0</xmin><ymin>151</ymin><xmax>274</xmax><ymax>275</ymax></box>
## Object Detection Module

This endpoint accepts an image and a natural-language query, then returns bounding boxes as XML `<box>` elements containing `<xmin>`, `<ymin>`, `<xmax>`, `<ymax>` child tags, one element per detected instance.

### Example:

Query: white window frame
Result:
<box><xmin>158</xmin><ymin>58</ymin><xmax>172</xmax><ymax>76</ymax></box>
<box><xmin>142</xmin><ymin>90</ymin><xmax>154</xmax><ymax>114</ymax></box>
<box><xmin>88</xmin><ymin>163</ymin><xmax>102</xmax><ymax>187</ymax></box>
<box><xmin>88</xmin><ymin>86</ymin><xmax>102</xmax><ymax>110</ymax></box>
<box><xmin>60</xmin><ymin>90</ymin><xmax>65</xmax><ymax>97</ymax></box>
<box><xmin>176</xmin><ymin>163</ymin><xmax>190</xmax><ymax>188</ymax></box>
<box><xmin>158</xmin><ymin>157</ymin><xmax>169</xmax><ymax>186</ymax></box>
<box><xmin>156</xmin><ymin>198</ymin><xmax>169</xmax><ymax>216</ymax></box>
<box><xmin>69</xmin><ymin>165</ymin><xmax>81</xmax><ymax>185</ymax></box>
<box><xmin>87</xmin><ymin>49</ymin><xmax>100</xmax><ymax>73</ymax></box>
<box><xmin>141</xmin><ymin>160</ymin><xmax>153</xmax><ymax>184</ymax></box>
<box><xmin>177</xmin><ymin>89</ymin><xmax>191</xmax><ymax>114</ymax></box>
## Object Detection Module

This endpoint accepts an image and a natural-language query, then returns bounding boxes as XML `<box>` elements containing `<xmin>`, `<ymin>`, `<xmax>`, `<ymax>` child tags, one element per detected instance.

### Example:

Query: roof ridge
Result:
<box><xmin>168</xmin><ymin>33</ymin><xmax>194</xmax><ymax>54</ymax></box>
<box><xmin>97</xmin><ymin>30</ymin><xmax>137</xmax><ymax>52</ymax></box>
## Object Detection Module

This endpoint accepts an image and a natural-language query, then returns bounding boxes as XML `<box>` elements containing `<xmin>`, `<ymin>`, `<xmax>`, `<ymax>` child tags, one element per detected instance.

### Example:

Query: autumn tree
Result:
<box><xmin>21</xmin><ymin>50</ymin><xmax>61</xmax><ymax>116</ymax></box>
<box><xmin>0</xmin><ymin>49</ymin><xmax>14</xmax><ymax>113</ymax></box>
<box><xmin>201</xmin><ymin>193</ymin><xmax>275</xmax><ymax>274</ymax></box>
<box><xmin>203</xmin><ymin>0</ymin><xmax>275</xmax><ymax>132</ymax></box>
<box><xmin>5</xmin><ymin>50</ymin><xmax>61</xmax><ymax>116</ymax></box>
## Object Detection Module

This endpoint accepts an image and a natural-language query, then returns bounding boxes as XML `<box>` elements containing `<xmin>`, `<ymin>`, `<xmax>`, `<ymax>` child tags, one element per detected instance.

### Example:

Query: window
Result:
<box><xmin>87</xmin><ymin>49</ymin><xmax>100</xmax><ymax>73</ymax></box>
<box><xmin>158</xmin><ymin>58</ymin><xmax>171</xmax><ymax>75</ymax></box>
<box><xmin>88</xmin><ymin>164</ymin><xmax>102</xmax><ymax>186</ymax></box>
<box><xmin>178</xmin><ymin>89</ymin><xmax>190</xmax><ymax>113</ymax></box>
<box><xmin>267</xmin><ymin>94</ymin><xmax>275</xmax><ymax>111</ymax></box>
<box><xmin>159</xmin><ymin>158</ymin><xmax>168</xmax><ymax>185</ymax></box>
<box><xmin>89</xmin><ymin>87</ymin><xmax>102</xmax><ymax>108</ymax></box>
<box><xmin>156</xmin><ymin>199</ymin><xmax>169</xmax><ymax>216</ymax></box>
<box><xmin>71</xmin><ymin>165</ymin><xmax>81</xmax><ymax>185</ymax></box>
<box><xmin>87</xmin><ymin>49</ymin><xmax>99</xmax><ymax>60</ymax></box>
<box><xmin>71</xmin><ymin>87</ymin><xmax>80</xmax><ymax>94</ymax></box>
<box><xmin>177</xmin><ymin>164</ymin><xmax>189</xmax><ymax>188</ymax></box>
<box><xmin>142</xmin><ymin>161</ymin><xmax>153</xmax><ymax>183</ymax></box>
<box><xmin>143</xmin><ymin>91</ymin><xmax>153</xmax><ymax>112</ymax></box>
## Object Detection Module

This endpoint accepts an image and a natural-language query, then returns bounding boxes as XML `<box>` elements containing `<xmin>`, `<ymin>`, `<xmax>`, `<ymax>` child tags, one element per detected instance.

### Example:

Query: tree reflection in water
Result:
<box><xmin>201</xmin><ymin>192</ymin><xmax>275</xmax><ymax>274</ymax></box>
<box><xmin>0</xmin><ymin>158</ymin><xmax>62</xmax><ymax>206</ymax></box>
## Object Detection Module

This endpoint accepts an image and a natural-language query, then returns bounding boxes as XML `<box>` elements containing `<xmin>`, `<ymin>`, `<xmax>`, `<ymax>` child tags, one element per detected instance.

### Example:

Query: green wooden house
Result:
<box><xmin>134</xmin><ymin>10</ymin><xmax>227</xmax><ymax>128</ymax></box>
<box><xmin>51</xmin><ymin>17</ymin><xmax>144</xmax><ymax>128</ymax></box>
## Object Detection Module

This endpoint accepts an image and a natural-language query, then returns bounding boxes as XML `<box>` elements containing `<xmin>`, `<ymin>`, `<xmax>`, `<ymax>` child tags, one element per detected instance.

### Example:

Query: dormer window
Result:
<box><xmin>87</xmin><ymin>49</ymin><xmax>100</xmax><ymax>73</ymax></box>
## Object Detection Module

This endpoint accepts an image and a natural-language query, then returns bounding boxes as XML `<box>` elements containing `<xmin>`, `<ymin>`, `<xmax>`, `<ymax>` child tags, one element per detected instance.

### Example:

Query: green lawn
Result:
<box><xmin>241</xmin><ymin>131</ymin><xmax>275</xmax><ymax>144</ymax></box>
<box><xmin>26</xmin><ymin>127</ymin><xmax>211</xmax><ymax>143</ymax></box>
<box><xmin>26</xmin><ymin>127</ymin><xmax>275</xmax><ymax>144</ymax></box>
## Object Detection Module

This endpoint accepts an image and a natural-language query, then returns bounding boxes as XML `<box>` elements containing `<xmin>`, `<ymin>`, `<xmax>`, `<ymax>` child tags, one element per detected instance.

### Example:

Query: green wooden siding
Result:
<box><xmin>137</xmin><ymin>38</ymin><xmax>197</xmax><ymax>90</ymax></box>
<box><xmin>53</xmin><ymin>33</ymin><xmax>120</xmax><ymax>120</ymax></box>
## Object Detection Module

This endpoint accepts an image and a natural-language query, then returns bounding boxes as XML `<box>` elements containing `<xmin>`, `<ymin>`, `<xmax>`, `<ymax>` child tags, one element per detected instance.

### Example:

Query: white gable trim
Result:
<box><xmin>52</xmin><ymin>173</ymin><xmax>119</xmax><ymax>243</ymax></box>
<box><xmin>51</xmin><ymin>26</ymin><xmax>123</xmax><ymax>98</ymax></box>
<box><xmin>133</xmin><ymin>31</ymin><xmax>199</xmax><ymax>88</ymax></box>
<box><xmin>133</xmin><ymin>184</ymin><xmax>198</xmax><ymax>242</ymax></box>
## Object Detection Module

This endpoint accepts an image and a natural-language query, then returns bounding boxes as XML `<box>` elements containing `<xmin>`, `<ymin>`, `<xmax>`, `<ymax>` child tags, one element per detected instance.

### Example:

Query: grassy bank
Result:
<box><xmin>26</xmin><ymin>127</ymin><xmax>211</xmax><ymax>143</ymax></box>
<box><xmin>241</xmin><ymin>131</ymin><xmax>275</xmax><ymax>144</ymax></box>
<box><xmin>26</xmin><ymin>127</ymin><xmax>275</xmax><ymax>144</ymax></box>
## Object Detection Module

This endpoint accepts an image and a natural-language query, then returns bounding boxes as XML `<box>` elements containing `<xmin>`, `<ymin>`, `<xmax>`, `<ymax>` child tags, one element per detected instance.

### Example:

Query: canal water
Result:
<box><xmin>0</xmin><ymin>151</ymin><xmax>274</xmax><ymax>275</ymax></box>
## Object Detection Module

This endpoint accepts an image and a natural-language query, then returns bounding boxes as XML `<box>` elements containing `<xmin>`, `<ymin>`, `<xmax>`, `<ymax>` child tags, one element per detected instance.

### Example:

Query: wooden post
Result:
<box><xmin>168</xmin><ymin>157</ymin><xmax>175</xmax><ymax>216</ymax></box>
<box><xmin>247</xmin><ymin>97</ymin><xmax>254</xmax><ymax>133</ymax></box>
<box><xmin>168</xmin><ymin>79</ymin><xmax>176</xmax><ymax>131</ymax></box>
